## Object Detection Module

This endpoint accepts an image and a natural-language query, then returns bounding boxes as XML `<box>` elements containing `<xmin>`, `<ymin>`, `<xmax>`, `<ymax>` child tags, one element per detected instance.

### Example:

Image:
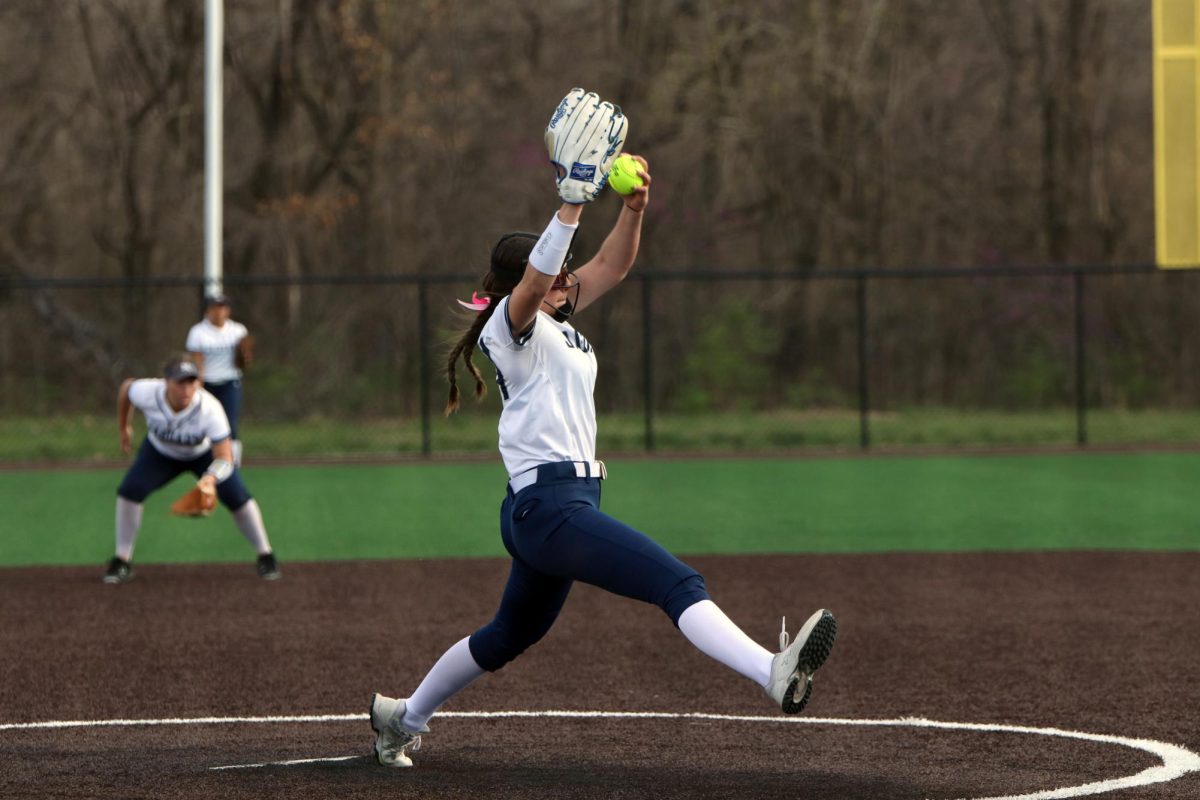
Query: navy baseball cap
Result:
<box><xmin>163</xmin><ymin>356</ymin><xmax>200</xmax><ymax>381</ymax></box>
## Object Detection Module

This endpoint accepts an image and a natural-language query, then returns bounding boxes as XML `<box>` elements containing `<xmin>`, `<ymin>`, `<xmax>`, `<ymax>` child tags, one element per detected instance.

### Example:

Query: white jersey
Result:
<box><xmin>478</xmin><ymin>296</ymin><xmax>598</xmax><ymax>477</ymax></box>
<box><xmin>186</xmin><ymin>318</ymin><xmax>248</xmax><ymax>383</ymax></box>
<box><xmin>128</xmin><ymin>379</ymin><xmax>231</xmax><ymax>460</ymax></box>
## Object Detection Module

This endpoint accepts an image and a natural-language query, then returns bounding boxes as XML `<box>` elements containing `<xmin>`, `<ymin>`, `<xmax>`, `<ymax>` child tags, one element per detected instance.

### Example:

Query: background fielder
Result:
<box><xmin>103</xmin><ymin>354</ymin><xmax>280</xmax><ymax>583</ymax></box>
<box><xmin>186</xmin><ymin>293</ymin><xmax>252</xmax><ymax>466</ymax></box>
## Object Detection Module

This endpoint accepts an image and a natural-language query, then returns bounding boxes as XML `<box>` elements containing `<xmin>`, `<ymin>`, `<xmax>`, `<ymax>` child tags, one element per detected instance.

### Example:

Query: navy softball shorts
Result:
<box><xmin>205</xmin><ymin>379</ymin><xmax>242</xmax><ymax>440</ymax></box>
<box><xmin>468</xmin><ymin>461</ymin><xmax>711</xmax><ymax>672</ymax></box>
<box><xmin>117</xmin><ymin>438</ymin><xmax>252</xmax><ymax>511</ymax></box>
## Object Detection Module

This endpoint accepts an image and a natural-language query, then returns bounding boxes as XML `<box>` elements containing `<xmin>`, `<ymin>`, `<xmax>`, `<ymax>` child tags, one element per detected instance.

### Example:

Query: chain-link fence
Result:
<box><xmin>4</xmin><ymin>264</ymin><xmax>1199</xmax><ymax>462</ymax></box>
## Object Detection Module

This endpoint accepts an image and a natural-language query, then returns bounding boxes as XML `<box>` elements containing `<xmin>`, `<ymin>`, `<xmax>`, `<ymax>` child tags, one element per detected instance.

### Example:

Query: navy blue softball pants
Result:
<box><xmin>117</xmin><ymin>438</ymin><xmax>252</xmax><ymax>511</ymax></box>
<box><xmin>468</xmin><ymin>462</ymin><xmax>710</xmax><ymax>672</ymax></box>
<box><xmin>205</xmin><ymin>379</ymin><xmax>242</xmax><ymax>439</ymax></box>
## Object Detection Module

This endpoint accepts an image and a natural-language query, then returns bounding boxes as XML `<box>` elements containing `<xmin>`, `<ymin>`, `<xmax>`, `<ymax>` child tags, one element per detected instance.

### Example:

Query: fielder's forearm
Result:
<box><xmin>211</xmin><ymin>439</ymin><xmax>234</xmax><ymax>464</ymax></box>
<box><xmin>116</xmin><ymin>379</ymin><xmax>134</xmax><ymax>431</ymax></box>
<box><xmin>189</xmin><ymin>352</ymin><xmax>206</xmax><ymax>380</ymax></box>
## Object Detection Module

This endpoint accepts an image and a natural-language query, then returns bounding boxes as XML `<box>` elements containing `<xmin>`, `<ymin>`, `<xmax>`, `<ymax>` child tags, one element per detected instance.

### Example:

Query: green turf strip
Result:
<box><xmin>2</xmin><ymin>452</ymin><xmax>1197</xmax><ymax>567</ymax></box>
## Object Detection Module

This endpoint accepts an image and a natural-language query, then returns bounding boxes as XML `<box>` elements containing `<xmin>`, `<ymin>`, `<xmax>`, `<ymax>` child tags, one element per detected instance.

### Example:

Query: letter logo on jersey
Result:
<box><xmin>561</xmin><ymin>330</ymin><xmax>592</xmax><ymax>353</ymax></box>
<box><xmin>569</xmin><ymin>162</ymin><xmax>596</xmax><ymax>182</ymax></box>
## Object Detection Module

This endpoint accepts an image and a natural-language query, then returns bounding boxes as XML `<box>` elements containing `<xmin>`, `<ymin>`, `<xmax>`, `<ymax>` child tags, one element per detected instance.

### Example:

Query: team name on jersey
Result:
<box><xmin>148</xmin><ymin>424</ymin><xmax>207</xmax><ymax>447</ymax></box>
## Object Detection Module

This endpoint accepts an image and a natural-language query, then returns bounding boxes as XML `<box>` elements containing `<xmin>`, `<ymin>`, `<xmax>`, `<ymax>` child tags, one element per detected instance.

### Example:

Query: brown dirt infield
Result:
<box><xmin>2</xmin><ymin>552</ymin><xmax>1198</xmax><ymax>799</ymax></box>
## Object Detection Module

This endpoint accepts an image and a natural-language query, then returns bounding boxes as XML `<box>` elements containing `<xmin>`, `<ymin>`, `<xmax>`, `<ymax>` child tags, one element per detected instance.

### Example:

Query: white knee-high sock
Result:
<box><xmin>231</xmin><ymin>499</ymin><xmax>272</xmax><ymax>555</ymax></box>
<box><xmin>115</xmin><ymin>497</ymin><xmax>143</xmax><ymax>561</ymax></box>
<box><xmin>677</xmin><ymin>599</ymin><xmax>774</xmax><ymax>688</ymax></box>
<box><xmin>402</xmin><ymin>637</ymin><xmax>486</xmax><ymax>731</ymax></box>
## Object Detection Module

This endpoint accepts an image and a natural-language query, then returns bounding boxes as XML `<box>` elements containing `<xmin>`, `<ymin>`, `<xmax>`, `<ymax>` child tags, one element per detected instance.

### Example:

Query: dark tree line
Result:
<box><xmin>3</xmin><ymin>0</ymin><xmax>1196</xmax><ymax>417</ymax></box>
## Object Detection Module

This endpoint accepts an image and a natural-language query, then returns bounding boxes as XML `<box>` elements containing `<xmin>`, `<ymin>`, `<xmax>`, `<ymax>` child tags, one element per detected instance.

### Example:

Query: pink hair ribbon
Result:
<box><xmin>456</xmin><ymin>291</ymin><xmax>492</xmax><ymax>312</ymax></box>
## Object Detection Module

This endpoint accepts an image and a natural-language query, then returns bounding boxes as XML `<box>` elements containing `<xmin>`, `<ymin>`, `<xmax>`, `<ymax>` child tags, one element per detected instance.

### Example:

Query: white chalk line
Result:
<box><xmin>5</xmin><ymin>710</ymin><xmax>1199</xmax><ymax>799</ymax></box>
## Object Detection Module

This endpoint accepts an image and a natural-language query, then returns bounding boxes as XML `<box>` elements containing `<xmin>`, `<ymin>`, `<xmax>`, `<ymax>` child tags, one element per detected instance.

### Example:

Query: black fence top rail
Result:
<box><xmin>0</xmin><ymin>263</ymin><xmax>1185</xmax><ymax>291</ymax></box>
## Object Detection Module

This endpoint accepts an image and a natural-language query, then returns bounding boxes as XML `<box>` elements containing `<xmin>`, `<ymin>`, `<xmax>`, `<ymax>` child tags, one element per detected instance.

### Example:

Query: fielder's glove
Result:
<box><xmin>545</xmin><ymin>88</ymin><xmax>628</xmax><ymax>204</ymax></box>
<box><xmin>170</xmin><ymin>482</ymin><xmax>217</xmax><ymax>517</ymax></box>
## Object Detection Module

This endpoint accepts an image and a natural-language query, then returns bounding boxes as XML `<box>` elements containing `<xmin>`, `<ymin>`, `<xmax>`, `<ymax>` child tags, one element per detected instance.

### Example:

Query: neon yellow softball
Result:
<box><xmin>607</xmin><ymin>154</ymin><xmax>644</xmax><ymax>196</ymax></box>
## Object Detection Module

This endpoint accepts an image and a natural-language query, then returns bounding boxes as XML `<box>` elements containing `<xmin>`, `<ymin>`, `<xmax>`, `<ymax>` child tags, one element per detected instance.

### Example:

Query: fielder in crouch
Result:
<box><xmin>102</xmin><ymin>354</ymin><xmax>280</xmax><ymax>584</ymax></box>
<box><xmin>369</xmin><ymin>89</ymin><xmax>836</xmax><ymax>768</ymax></box>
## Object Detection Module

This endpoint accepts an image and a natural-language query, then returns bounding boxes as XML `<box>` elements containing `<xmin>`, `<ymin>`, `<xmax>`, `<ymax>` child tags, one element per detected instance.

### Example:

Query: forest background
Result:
<box><xmin>3</xmin><ymin>0</ymin><xmax>1197</xmax><ymax>455</ymax></box>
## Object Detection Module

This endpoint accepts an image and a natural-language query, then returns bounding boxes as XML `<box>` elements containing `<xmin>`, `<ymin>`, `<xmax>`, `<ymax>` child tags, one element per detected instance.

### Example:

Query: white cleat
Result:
<box><xmin>370</xmin><ymin>693</ymin><xmax>428</xmax><ymax>767</ymax></box>
<box><xmin>765</xmin><ymin>609</ymin><xmax>837</xmax><ymax>714</ymax></box>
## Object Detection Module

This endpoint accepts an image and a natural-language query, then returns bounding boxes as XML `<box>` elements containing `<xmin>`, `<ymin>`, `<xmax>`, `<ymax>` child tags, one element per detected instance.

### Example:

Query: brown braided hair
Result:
<box><xmin>444</xmin><ymin>232</ymin><xmax>539</xmax><ymax>415</ymax></box>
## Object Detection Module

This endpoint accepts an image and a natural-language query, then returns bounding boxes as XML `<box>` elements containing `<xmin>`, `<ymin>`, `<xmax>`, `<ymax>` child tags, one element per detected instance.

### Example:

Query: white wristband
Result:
<box><xmin>205</xmin><ymin>458</ymin><xmax>233</xmax><ymax>483</ymax></box>
<box><xmin>528</xmin><ymin>212</ymin><xmax>578</xmax><ymax>276</ymax></box>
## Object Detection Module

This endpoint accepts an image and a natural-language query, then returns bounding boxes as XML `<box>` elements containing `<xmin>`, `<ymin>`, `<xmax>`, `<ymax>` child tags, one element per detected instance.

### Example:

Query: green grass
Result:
<box><xmin>5</xmin><ymin>408</ymin><xmax>1200</xmax><ymax>462</ymax></box>
<box><xmin>3</xmin><ymin>451</ymin><xmax>1198</xmax><ymax>568</ymax></box>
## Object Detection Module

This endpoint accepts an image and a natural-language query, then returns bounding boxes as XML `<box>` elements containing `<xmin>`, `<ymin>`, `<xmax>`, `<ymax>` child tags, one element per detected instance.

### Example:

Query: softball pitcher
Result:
<box><xmin>103</xmin><ymin>354</ymin><xmax>280</xmax><ymax>584</ymax></box>
<box><xmin>186</xmin><ymin>293</ymin><xmax>252</xmax><ymax>466</ymax></box>
<box><xmin>369</xmin><ymin>90</ymin><xmax>836</xmax><ymax>768</ymax></box>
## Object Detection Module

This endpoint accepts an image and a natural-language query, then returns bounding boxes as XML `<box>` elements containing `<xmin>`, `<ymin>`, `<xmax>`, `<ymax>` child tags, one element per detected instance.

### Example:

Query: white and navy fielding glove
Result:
<box><xmin>544</xmin><ymin>88</ymin><xmax>628</xmax><ymax>204</ymax></box>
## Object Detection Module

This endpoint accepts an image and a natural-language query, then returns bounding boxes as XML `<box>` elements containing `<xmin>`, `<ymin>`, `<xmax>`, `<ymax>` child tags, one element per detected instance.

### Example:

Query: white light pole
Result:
<box><xmin>204</xmin><ymin>0</ymin><xmax>224</xmax><ymax>299</ymax></box>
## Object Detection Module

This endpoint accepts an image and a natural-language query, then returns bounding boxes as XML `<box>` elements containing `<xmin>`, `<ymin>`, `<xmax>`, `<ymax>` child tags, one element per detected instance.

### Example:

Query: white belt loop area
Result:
<box><xmin>572</xmin><ymin>460</ymin><xmax>607</xmax><ymax>480</ymax></box>
<box><xmin>509</xmin><ymin>460</ymin><xmax>606</xmax><ymax>494</ymax></box>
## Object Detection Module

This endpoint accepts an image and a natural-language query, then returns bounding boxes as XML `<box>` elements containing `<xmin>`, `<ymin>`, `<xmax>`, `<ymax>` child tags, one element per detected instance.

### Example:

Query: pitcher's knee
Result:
<box><xmin>468</xmin><ymin>621</ymin><xmax>548</xmax><ymax>672</ymax></box>
<box><xmin>664</xmin><ymin>573</ymin><xmax>710</xmax><ymax>626</ymax></box>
